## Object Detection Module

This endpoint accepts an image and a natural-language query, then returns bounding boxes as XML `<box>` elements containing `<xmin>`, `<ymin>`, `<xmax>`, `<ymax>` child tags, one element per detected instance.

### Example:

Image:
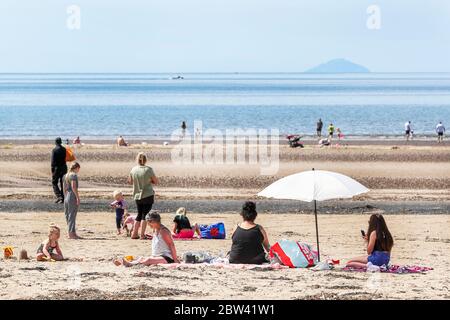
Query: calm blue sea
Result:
<box><xmin>0</xmin><ymin>73</ymin><xmax>450</xmax><ymax>140</ymax></box>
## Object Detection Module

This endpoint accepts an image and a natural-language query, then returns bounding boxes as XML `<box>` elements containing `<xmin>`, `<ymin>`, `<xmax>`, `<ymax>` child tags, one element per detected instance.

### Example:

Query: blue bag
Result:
<box><xmin>199</xmin><ymin>222</ymin><xmax>226</xmax><ymax>239</ymax></box>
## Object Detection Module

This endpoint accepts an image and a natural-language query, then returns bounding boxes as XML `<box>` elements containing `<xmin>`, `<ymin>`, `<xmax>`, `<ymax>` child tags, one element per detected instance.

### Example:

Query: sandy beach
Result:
<box><xmin>0</xmin><ymin>141</ymin><xmax>449</xmax><ymax>300</ymax></box>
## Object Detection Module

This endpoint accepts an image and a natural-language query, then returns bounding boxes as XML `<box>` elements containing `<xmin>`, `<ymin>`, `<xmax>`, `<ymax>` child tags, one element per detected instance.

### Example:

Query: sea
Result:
<box><xmin>0</xmin><ymin>73</ymin><xmax>449</xmax><ymax>141</ymax></box>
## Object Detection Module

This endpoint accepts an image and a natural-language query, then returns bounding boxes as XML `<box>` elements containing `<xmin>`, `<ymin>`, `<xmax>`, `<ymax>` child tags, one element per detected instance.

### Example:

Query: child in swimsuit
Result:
<box><xmin>110</xmin><ymin>190</ymin><xmax>128</xmax><ymax>235</ymax></box>
<box><xmin>36</xmin><ymin>224</ymin><xmax>64</xmax><ymax>261</ymax></box>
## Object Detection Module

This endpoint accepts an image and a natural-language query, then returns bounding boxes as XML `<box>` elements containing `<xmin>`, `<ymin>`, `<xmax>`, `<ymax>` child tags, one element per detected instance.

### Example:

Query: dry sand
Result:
<box><xmin>0</xmin><ymin>212</ymin><xmax>448</xmax><ymax>300</ymax></box>
<box><xmin>0</xmin><ymin>143</ymin><xmax>449</xmax><ymax>300</ymax></box>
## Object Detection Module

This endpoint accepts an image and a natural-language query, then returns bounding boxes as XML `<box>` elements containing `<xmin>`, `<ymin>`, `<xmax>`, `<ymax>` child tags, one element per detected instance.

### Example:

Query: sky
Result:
<box><xmin>0</xmin><ymin>0</ymin><xmax>449</xmax><ymax>73</ymax></box>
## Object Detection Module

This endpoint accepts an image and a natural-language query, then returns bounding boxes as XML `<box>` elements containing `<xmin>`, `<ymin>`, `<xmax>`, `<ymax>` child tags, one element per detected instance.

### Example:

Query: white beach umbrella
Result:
<box><xmin>258</xmin><ymin>169</ymin><xmax>369</xmax><ymax>261</ymax></box>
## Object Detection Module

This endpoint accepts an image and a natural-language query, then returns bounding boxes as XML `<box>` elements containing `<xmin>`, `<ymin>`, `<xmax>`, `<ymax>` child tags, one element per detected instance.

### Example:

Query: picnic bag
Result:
<box><xmin>269</xmin><ymin>239</ymin><xmax>318</xmax><ymax>268</ymax></box>
<box><xmin>198</xmin><ymin>222</ymin><xmax>226</xmax><ymax>239</ymax></box>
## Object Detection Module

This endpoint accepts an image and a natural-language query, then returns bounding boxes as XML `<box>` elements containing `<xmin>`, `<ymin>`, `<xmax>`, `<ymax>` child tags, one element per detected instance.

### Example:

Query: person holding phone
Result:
<box><xmin>346</xmin><ymin>214</ymin><xmax>394</xmax><ymax>268</ymax></box>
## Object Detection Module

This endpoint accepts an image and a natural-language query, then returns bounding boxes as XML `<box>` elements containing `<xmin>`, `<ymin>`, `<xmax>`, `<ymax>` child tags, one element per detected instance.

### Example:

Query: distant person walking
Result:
<box><xmin>181</xmin><ymin>121</ymin><xmax>187</xmax><ymax>138</ymax></box>
<box><xmin>316</xmin><ymin>118</ymin><xmax>323</xmax><ymax>138</ymax></box>
<box><xmin>405</xmin><ymin>121</ymin><xmax>412</xmax><ymax>141</ymax></box>
<box><xmin>328</xmin><ymin>123</ymin><xmax>335</xmax><ymax>140</ymax></box>
<box><xmin>128</xmin><ymin>152</ymin><xmax>159</xmax><ymax>239</ymax></box>
<box><xmin>51</xmin><ymin>137</ymin><xmax>67</xmax><ymax>204</ymax></box>
<box><xmin>63</xmin><ymin>162</ymin><xmax>81</xmax><ymax>239</ymax></box>
<box><xmin>436</xmin><ymin>121</ymin><xmax>446</xmax><ymax>143</ymax></box>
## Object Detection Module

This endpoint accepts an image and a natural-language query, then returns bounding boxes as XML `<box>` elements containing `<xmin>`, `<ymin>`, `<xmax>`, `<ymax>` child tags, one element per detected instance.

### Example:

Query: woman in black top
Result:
<box><xmin>229</xmin><ymin>201</ymin><xmax>270</xmax><ymax>264</ymax></box>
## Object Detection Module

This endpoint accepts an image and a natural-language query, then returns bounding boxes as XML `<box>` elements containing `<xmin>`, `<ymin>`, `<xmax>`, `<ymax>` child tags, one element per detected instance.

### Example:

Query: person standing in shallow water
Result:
<box><xmin>128</xmin><ymin>152</ymin><xmax>159</xmax><ymax>239</ymax></box>
<box><xmin>63</xmin><ymin>162</ymin><xmax>82</xmax><ymax>239</ymax></box>
<box><xmin>436</xmin><ymin>121</ymin><xmax>445</xmax><ymax>143</ymax></box>
<box><xmin>51</xmin><ymin>137</ymin><xmax>67</xmax><ymax>204</ymax></box>
<box><xmin>316</xmin><ymin>118</ymin><xmax>323</xmax><ymax>138</ymax></box>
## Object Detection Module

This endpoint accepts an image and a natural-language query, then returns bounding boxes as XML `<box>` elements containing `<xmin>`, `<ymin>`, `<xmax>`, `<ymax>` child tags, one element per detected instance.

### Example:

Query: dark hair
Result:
<box><xmin>55</xmin><ymin>137</ymin><xmax>62</xmax><ymax>145</ymax></box>
<box><xmin>241</xmin><ymin>201</ymin><xmax>257</xmax><ymax>222</ymax></box>
<box><xmin>367</xmin><ymin>214</ymin><xmax>394</xmax><ymax>252</ymax></box>
<box><xmin>146</xmin><ymin>212</ymin><xmax>161</xmax><ymax>223</ymax></box>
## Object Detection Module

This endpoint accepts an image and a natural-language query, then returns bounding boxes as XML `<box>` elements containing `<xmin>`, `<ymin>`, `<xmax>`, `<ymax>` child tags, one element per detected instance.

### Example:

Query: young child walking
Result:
<box><xmin>36</xmin><ymin>224</ymin><xmax>64</xmax><ymax>261</ymax></box>
<box><xmin>110</xmin><ymin>190</ymin><xmax>128</xmax><ymax>235</ymax></box>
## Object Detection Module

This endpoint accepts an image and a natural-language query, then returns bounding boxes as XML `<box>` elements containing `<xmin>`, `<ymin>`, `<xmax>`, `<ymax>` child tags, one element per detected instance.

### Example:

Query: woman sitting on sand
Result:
<box><xmin>172</xmin><ymin>207</ymin><xmax>201</xmax><ymax>239</ymax></box>
<box><xmin>346</xmin><ymin>213</ymin><xmax>394</xmax><ymax>268</ymax></box>
<box><xmin>229</xmin><ymin>201</ymin><xmax>270</xmax><ymax>264</ymax></box>
<box><xmin>114</xmin><ymin>212</ymin><xmax>179</xmax><ymax>267</ymax></box>
<box><xmin>36</xmin><ymin>224</ymin><xmax>64</xmax><ymax>261</ymax></box>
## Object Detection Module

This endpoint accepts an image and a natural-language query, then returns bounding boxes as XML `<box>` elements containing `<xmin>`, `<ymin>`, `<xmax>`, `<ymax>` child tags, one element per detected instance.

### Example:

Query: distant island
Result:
<box><xmin>305</xmin><ymin>58</ymin><xmax>370</xmax><ymax>73</ymax></box>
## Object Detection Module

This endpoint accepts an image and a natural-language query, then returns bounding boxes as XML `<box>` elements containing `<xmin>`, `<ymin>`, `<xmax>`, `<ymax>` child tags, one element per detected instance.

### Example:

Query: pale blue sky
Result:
<box><xmin>0</xmin><ymin>0</ymin><xmax>449</xmax><ymax>72</ymax></box>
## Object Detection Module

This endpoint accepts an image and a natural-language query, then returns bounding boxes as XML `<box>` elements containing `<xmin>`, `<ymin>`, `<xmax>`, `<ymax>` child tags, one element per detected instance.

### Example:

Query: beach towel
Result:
<box><xmin>269</xmin><ymin>239</ymin><xmax>318</xmax><ymax>268</ymax></box>
<box><xmin>343</xmin><ymin>264</ymin><xmax>433</xmax><ymax>274</ymax></box>
<box><xmin>199</xmin><ymin>222</ymin><xmax>226</xmax><ymax>239</ymax></box>
<box><xmin>158</xmin><ymin>262</ymin><xmax>288</xmax><ymax>271</ymax></box>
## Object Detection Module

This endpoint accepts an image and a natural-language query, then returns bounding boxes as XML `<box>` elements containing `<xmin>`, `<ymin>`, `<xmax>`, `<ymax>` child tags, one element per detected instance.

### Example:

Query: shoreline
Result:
<box><xmin>1</xmin><ymin>137</ymin><xmax>449</xmax><ymax>147</ymax></box>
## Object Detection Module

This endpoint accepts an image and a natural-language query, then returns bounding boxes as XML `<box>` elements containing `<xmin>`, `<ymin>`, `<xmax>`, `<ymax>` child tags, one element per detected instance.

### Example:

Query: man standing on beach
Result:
<box><xmin>405</xmin><ymin>121</ymin><xmax>412</xmax><ymax>141</ymax></box>
<box><xmin>51</xmin><ymin>137</ymin><xmax>67</xmax><ymax>204</ymax></box>
<box><xmin>436</xmin><ymin>121</ymin><xmax>445</xmax><ymax>143</ymax></box>
<box><xmin>316</xmin><ymin>118</ymin><xmax>323</xmax><ymax>138</ymax></box>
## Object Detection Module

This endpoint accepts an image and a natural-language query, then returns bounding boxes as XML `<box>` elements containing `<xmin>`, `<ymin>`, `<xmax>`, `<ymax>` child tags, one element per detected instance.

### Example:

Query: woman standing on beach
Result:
<box><xmin>63</xmin><ymin>162</ymin><xmax>82</xmax><ymax>239</ymax></box>
<box><xmin>128</xmin><ymin>152</ymin><xmax>159</xmax><ymax>239</ymax></box>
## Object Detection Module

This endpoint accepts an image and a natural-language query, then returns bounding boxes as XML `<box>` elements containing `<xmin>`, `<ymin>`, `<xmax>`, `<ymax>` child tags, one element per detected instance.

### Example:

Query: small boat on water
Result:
<box><xmin>170</xmin><ymin>75</ymin><xmax>184</xmax><ymax>80</ymax></box>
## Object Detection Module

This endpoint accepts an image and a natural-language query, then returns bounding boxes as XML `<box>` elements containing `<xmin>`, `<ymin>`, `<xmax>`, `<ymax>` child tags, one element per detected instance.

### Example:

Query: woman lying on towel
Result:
<box><xmin>229</xmin><ymin>201</ymin><xmax>271</xmax><ymax>265</ymax></box>
<box><xmin>114</xmin><ymin>212</ymin><xmax>180</xmax><ymax>266</ymax></box>
<box><xmin>346</xmin><ymin>213</ymin><xmax>394</xmax><ymax>268</ymax></box>
<box><xmin>172</xmin><ymin>207</ymin><xmax>201</xmax><ymax>239</ymax></box>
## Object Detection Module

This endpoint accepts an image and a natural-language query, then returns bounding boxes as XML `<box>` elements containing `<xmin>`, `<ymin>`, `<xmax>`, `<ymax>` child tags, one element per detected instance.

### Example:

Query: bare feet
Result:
<box><xmin>122</xmin><ymin>258</ymin><xmax>132</xmax><ymax>267</ymax></box>
<box><xmin>113</xmin><ymin>258</ymin><xmax>122</xmax><ymax>266</ymax></box>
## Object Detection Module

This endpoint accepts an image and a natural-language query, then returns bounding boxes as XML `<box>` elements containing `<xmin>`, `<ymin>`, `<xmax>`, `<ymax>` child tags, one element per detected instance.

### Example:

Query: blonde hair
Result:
<box><xmin>176</xmin><ymin>207</ymin><xmax>187</xmax><ymax>216</ymax></box>
<box><xmin>113</xmin><ymin>190</ymin><xmax>123</xmax><ymax>199</ymax></box>
<box><xmin>136</xmin><ymin>152</ymin><xmax>147</xmax><ymax>166</ymax></box>
<box><xmin>48</xmin><ymin>223</ymin><xmax>60</xmax><ymax>237</ymax></box>
<box><xmin>65</xmin><ymin>162</ymin><xmax>80</xmax><ymax>184</ymax></box>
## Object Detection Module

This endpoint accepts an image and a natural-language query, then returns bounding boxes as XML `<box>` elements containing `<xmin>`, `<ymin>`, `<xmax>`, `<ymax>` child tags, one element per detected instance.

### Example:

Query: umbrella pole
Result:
<box><xmin>314</xmin><ymin>199</ymin><xmax>320</xmax><ymax>262</ymax></box>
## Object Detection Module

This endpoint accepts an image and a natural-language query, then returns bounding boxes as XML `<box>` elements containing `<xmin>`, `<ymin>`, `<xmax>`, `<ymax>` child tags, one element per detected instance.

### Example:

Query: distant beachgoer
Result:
<box><xmin>337</xmin><ymin>128</ymin><xmax>344</xmax><ymax>140</ymax></box>
<box><xmin>73</xmin><ymin>136</ymin><xmax>81</xmax><ymax>145</ymax></box>
<box><xmin>405</xmin><ymin>121</ymin><xmax>412</xmax><ymax>141</ymax></box>
<box><xmin>36</xmin><ymin>224</ymin><xmax>64</xmax><ymax>261</ymax></box>
<box><xmin>181</xmin><ymin>121</ymin><xmax>187</xmax><ymax>138</ymax></box>
<box><xmin>328</xmin><ymin>123</ymin><xmax>335</xmax><ymax>139</ymax></box>
<box><xmin>436</xmin><ymin>122</ymin><xmax>445</xmax><ymax>143</ymax></box>
<box><xmin>128</xmin><ymin>152</ymin><xmax>158</xmax><ymax>239</ymax></box>
<box><xmin>316</xmin><ymin>118</ymin><xmax>323</xmax><ymax>138</ymax></box>
<box><xmin>318</xmin><ymin>138</ymin><xmax>331</xmax><ymax>147</ymax></box>
<box><xmin>229</xmin><ymin>201</ymin><xmax>270</xmax><ymax>265</ymax></box>
<box><xmin>117</xmin><ymin>136</ymin><xmax>128</xmax><ymax>147</ymax></box>
<box><xmin>51</xmin><ymin>137</ymin><xmax>67</xmax><ymax>204</ymax></box>
<box><xmin>113</xmin><ymin>212</ymin><xmax>180</xmax><ymax>266</ymax></box>
<box><xmin>110</xmin><ymin>190</ymin><xmax>128</xmax><ymax>235</ymax></box>
<box><xmin>346</xmin><ymin>213</ymin><xmax>394</xmax><ymax>268</ymax></box>
<box><xmin>63</xmin><ymin>162</ymin><xmax>82</xmax><ymax>239</ymax></box>
<box><xmin>172</xmin><ymin>207</ymin><xmax>201</xmax><ymax>239</ymax></box>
